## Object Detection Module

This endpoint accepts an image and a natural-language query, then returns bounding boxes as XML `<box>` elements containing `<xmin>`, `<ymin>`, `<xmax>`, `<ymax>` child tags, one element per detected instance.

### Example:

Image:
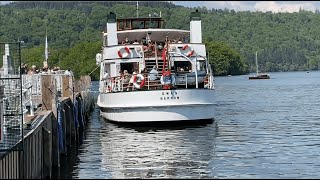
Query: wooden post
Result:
<box><xmin>41</xmin><ymin>75</ymin><xmax>54</xmax><ymax>110</ymax></box>
<box><xmin>62</xmin><ymin>75</ymin><xmax>72</xmax><ymax>98</ymax></box>
<box><xmin>64</xmin><ymin>103</ymin><xmax>71</xmax><ymax>148</ymax></box>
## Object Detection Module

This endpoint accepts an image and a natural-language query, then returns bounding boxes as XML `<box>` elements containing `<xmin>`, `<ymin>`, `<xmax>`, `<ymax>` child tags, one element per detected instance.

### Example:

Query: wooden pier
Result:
<box><xmin>0</xmin><ymin>74</ymin><xmax>95</xmax><ymax>179</ymax></box>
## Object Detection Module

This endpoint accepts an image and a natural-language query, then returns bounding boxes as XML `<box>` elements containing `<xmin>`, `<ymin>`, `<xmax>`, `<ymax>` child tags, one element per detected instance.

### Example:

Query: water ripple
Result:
<box><xmin>55</xmin><ymin>71</ymin><xmax>320</xmax><ymax>179</ymax></box>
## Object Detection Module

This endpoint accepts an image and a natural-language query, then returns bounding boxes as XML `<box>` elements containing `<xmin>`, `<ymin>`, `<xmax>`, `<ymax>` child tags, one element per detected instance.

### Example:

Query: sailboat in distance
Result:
<box><xmin>249</xmin><ymin>51</ymin><xmax>270</xmax><ymax>80</ymax></box>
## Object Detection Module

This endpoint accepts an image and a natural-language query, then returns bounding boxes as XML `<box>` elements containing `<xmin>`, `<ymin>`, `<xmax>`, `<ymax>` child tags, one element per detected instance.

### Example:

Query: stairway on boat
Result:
<box><xmin>144</xmin><ymin>52</ymin><xmax>164</xmax><ymax>72</ymax></box>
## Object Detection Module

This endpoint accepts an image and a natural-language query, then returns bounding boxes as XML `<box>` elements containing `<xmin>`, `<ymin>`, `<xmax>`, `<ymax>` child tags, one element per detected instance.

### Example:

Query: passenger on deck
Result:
<box><xmin>133</xmin><ymin>39</ymin><xmax>139</xmax><ymax>44</ymax></box>
<box><xmin>122</xmin><ymin>38</ymin><xmax>129</xmax><ymax>45</ymax></box>
<box><xmin>64</xmin><ymin>68</ymin><xmax>74</xmax><ymax>76</ymax></box>
<box><xmin>143</xmin><ymin>42</ymin><xmax>149</xmax><ymax>52</ymax></box>
<box><xmin>158</xmin><ymin>43</ymin><xmax>163</xmax><ymax>50</ymax></box>
<box><xmin>122</xmin><ymin>70</ymin><xmax>131</xmax><ymax>83</ymax></box>
<box><xmin>149</xmin><ymin>66</ymin><xmax>159</xmax><ymax>81</ymax></box>
<box><xmin>147</xmin><ymin>42</ymin><xmax>155</xmax><ymax>52</ymax></box>
<box><xmin>102</xmin><ymin>70</ymin><xmax>110</xmax><ymax>81</ymax></box>
<box><xmin>139</xmin><ymin>22</ymin><xmax>144</xmax><ymax>29</ymax></box>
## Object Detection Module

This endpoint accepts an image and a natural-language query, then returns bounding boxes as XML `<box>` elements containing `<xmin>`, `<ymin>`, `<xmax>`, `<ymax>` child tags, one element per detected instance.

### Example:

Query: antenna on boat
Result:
<box><xmin>255</xmin><ymin>51</ymin><xmax>258</xmax><ymax>75</ymax></box>
<box><xmin>136</xmin><ymin>1</ymin><xmax>139</xmax><ymax>18</ymax></box>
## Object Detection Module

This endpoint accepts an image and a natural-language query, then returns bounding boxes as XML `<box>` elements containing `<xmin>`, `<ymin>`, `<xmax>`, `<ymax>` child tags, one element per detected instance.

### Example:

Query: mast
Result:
<box><xmin>255</xmin><ymin>51</ymin><xmax>258</xmax><ymax>75</ymax></box>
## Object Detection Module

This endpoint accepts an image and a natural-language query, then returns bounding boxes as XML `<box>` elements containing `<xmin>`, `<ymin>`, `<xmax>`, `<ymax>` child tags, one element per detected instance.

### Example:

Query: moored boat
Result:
<box><xmin>96</xmin><ymin>10</ymin><xmax>215</xmax><ymax>123</ymax></box>
<box><xmin>249</xmin><ymin>51</ymin><xmax>270</xmax><ymax>80</ymax></box>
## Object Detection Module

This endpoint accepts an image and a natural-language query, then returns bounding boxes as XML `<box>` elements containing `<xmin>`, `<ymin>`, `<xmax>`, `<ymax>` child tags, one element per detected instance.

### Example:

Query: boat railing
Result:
<box><xmin>101</xmin><ymin>71</ymin><xmax>211</xmax><ymax>93</ymax></box>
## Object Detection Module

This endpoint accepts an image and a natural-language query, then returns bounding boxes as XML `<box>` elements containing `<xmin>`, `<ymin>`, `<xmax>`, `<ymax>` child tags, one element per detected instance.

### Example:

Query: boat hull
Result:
<box><xmin>97</xmin><ymin>89</ymin><xmax>215</xmax><ymax>122</ymax></box>
<box><xmin>249</xmin><ymin>74</ymin><xmax>270</xmax><ymax>79</ymax></box>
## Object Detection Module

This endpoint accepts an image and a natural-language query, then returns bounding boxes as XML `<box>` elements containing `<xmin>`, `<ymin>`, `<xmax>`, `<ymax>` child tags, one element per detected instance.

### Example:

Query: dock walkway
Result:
<box><xmin>0</xmin><ymin>73</ymin><xmax>95</xmax><ymax>179</ymax></box>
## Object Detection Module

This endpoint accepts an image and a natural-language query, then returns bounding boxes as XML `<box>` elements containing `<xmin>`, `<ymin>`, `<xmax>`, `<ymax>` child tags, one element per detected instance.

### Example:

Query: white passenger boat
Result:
<box><xmin>96</xmin><ymin>10</ymin><xmax>215</xmax><ymax>123</ymax></box>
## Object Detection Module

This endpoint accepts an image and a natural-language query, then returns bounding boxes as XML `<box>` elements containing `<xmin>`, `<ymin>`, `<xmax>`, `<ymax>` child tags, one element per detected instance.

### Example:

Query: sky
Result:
<box><xmin>173</xmin><ymin>1</ymin><xmax>320</xmax><ymax>13</ymax></box>
<box><xmin>1</xmin><ymin>1</ymin><xmax>320</xmax><ymax>13</ymax></box>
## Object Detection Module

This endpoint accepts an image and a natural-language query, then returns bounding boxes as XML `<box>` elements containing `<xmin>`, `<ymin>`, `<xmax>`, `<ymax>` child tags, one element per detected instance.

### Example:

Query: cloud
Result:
<box><xmin>255</xmin><ymin>1</ymin><xmax>317</xmax><ymax>12</ymax></box>
<box><xmin>202</xmin><ymin>1</ymin><xmax>256</xmax><ymax>11</ymax></box>
<box><xmin>173</xmin><ymin>1</ymin><xmax>320</xmax><ymax>13</ymax></box>
<box><xmin>0</xmin><ymin>1</ymin><xmax>12</xmax><ymax>5</ymax></box>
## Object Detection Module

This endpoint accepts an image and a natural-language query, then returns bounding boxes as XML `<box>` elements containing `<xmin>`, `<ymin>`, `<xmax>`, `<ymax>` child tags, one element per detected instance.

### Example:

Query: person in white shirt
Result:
<box><xmin>132</xmin><ymin>39</ymin><xmax>139</xmax><ymax>44</ymax></box>
<box><xmin>102</xmin><ymin>71</ymin><xmax>109</xmax><ymax>80</ymax></box>
<box><xmin>149</xmin><ymin>66</ymin><xmax>159</xmax><ymax>81</ymax></box>
<box><xmin>64</xmin><ymin>68</ymin><xmax>73</xmax><ymax>76</ymax></box>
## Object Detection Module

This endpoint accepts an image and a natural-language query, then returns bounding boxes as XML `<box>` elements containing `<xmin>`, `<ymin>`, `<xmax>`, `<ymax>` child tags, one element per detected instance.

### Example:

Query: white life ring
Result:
<box><xmin>182</xmin><ymin>45</ymin><xmax>194</xmax><ymax>57</ymax></box>
<box><xmin>132</xmin><ymin>74</ymin><xmax>145</xmax><ymax>89</ymax></box>
<box><xmin>118</xmin><ymin>46</ymin><xmax>131</xmax><ymax>58</ymax></box>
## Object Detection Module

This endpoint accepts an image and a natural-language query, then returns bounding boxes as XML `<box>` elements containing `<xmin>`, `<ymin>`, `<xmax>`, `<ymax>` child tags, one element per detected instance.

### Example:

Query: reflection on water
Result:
<box><xmin>57</xmin><ymin>72</ymin><xmax>320</xmax><ymax>178</ymax></box>
<box><xmin>98</xmin><ymin>119</ymin><xmax>218</xmax><ymax>179</ymax></box>
<box><xmin>55</xmin><ymin>106</ymin><xmax>220</xmax><ymax>179</ymax></box>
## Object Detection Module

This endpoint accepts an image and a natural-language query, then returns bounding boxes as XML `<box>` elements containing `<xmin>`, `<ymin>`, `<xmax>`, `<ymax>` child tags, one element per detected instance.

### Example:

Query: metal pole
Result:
<box><xmin>136</xmin><ymin>1</ymin><xmax>139</xmax><ymax>18</ymax></box>
<box><xmin>30</xmin><ymin>86</ymin><xmax>34</xmax><ymax>116</ymax></box>
<box><xmin>166</xmin><ymin>36</ymin><xmax>170</xmax><ymax>70</ymax></box>
<box><xmin>255</xmin><ymin>51</ymin><xmax>258</xmax><ymax>75</ymax></box>
<box><xmin>195</xmin><ymin>55</ymin><xmax>198</xmax><ymax>88</ymax></box>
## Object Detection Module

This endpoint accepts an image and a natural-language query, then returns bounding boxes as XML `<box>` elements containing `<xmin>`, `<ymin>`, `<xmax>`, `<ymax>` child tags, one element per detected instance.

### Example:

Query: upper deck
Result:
<box><xmin>103</xmin><ymin>13</ymin><xmax>189</xmax><ymax>45</ymax></box>
<box><xmin>116</xmin><ymin>17</ymin><xmax>165</xmax><ymax>31</ymax></box>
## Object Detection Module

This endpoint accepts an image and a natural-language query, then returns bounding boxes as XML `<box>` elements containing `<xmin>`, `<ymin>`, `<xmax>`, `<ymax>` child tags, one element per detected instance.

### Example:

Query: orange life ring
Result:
<box><xmin>118</xmin><ymin>46</ymin><xmax>130</xmax><ymax>58</ymax></box>
<box><xmin>182</xmin><ymin>45</ymin><xmax>194</xmax><ymax>57</ymax></box>
<box><xmin>132</xmin><ymin>73</ymin><xmax>145</xmax><ymax>89</ymax></box>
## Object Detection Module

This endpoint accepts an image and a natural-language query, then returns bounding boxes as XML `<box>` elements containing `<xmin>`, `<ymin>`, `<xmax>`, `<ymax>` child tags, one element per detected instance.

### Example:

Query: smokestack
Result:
<box><xmin>2</xmin><ymin>44</ymin><xmax>14</xmax><ymax>75</ymax></box>
<box><xmin>106</xmin><ymin>12</ymin><xmax>118</xmax><ymax>46</ymax></box>
<box><xmin>190</xmin><ymin>9</ymin><xmax>202</xmax><ymax>43</ymax></box>
<box><xmin>44</xmin><ymin>29</ymin><xmax>48</xmax><ymax>68</ymax></box>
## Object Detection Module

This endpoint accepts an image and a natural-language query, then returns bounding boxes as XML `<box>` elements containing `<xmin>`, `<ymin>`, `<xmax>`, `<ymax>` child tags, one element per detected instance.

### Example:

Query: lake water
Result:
<box><xmin>55</xmin><ymin>71</ymin><xmax>320</xmax><ymax>178</ymax></box>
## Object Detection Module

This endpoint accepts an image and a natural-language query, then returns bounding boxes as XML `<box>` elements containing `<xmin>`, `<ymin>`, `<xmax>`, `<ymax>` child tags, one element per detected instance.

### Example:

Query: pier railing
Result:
<box><xmin>0</xmin><ymin>41</ymin><xmax>95</xmax><ymax>178</ymax></box>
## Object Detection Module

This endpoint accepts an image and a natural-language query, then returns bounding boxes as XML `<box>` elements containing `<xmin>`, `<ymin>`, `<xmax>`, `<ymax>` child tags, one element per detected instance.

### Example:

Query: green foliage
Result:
<box><xmin>205</xmin><ymin>41</ymin><xmax>249</xmax><ymax>75</ymax></box>
<box><xmin>3</xmin><ymin>1</ymin><xmax>318</xmax><ymax>78</ymax></box>
<box><xmin>59</xmin><ymin>41</ymin><xmax>101</xmax><ymax>80</ymax></box>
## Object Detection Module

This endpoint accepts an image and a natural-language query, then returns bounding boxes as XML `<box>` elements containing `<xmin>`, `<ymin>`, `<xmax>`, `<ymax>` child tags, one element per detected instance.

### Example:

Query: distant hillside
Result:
<box><xmin>0</xmin><ymin>2</ymin><xmax>319</xmax><ymax>79</ymax></box>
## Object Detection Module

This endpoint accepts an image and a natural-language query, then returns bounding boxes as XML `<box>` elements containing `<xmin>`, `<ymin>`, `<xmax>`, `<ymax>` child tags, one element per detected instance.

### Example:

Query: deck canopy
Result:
<box><xmin>104</xmin><ymin>29</ymin><xmax>190</xmax><ymax>43</ymax></box>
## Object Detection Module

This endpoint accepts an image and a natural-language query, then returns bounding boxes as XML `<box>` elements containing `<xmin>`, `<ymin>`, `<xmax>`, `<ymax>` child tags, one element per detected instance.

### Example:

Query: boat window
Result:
<box><xmin>118</xmin><ymin>21</ymin><xmax>124</xmax><ymax>30</ymax></box>
<box><xmin>132</xmin><ymin>21</ymin><xmax>145</xmax><ymax>29</ymax></box>
<box><xmin>198</xmin><ymin>60</ymin><xmax>206</xmax><ymax>71</ymax></box>
<box><xmin>146</xmin><ymin>20</ymin><xmax>158</xmax><ymax>28</ymax></box>
<box><xmin>120</xmin><ymin>62</ymin><xmax>139</xmax><ymax>74</ymax></box>
<box><xmin>174</xmin><ymin>61</ymin><xmax>192</xmax><ymax>72</ymax></box>
<box><xmin>125</xmin><ymin>20</ymin><xmax>131</xmax><ymax>30</ymax></box>
<box><xmin>132</xmin><ymin>21</ymin><xmax>139</xmax><ymax>29</ymax></box>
